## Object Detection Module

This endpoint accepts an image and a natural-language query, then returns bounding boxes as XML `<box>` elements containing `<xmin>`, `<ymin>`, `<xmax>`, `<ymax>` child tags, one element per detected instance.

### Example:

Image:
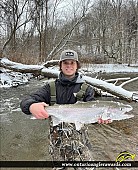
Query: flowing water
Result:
<box><xmin>0</xmin><ymin>74</ymin><xmax>138</xmax><ymax>170</ymax></box>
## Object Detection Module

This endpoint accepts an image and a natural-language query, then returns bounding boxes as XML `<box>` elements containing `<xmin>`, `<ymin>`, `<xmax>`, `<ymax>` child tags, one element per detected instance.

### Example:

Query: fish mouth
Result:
<box><xmin>120</xmin><ymin>106</ymin><xmax>133</xmax><ymax>112</ymax></box>
<box><xmin>116</xmin><ymin>102</ymin><xmax>133</xmax><ymax>112</ymax></box>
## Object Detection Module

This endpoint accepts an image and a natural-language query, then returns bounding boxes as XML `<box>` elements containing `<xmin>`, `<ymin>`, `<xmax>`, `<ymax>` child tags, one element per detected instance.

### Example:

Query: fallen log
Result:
<box><xmin>0</xmin><ymin>58</ymin><xmax>43</xmax><ymax>75</ymax></box>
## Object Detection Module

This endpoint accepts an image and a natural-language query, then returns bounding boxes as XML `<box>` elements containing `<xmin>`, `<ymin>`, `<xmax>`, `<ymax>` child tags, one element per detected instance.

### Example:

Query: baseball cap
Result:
<box><xmin>59</xmin><ymin>49</ymin><xmax>78</xmax><ymax>62</ymax></box>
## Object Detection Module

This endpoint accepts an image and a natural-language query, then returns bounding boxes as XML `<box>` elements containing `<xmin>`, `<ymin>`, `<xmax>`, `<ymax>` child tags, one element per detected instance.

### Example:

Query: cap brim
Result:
<box><xmin>60</xmin><ymin>57</ymin><xmax>78</xmax><ymax>61</ymax></box>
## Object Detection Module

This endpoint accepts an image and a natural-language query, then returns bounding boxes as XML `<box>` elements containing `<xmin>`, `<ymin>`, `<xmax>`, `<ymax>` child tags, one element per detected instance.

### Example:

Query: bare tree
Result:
<box><xmin>1</xmin><ymin>0</ymin><xmax>34</xmax><ymax>55</ymax></box>
<box><xmin>79</xmin><ymin>0</ymin><xmax>137</xmax><ymax>64</ymax></box>
<box><xmin>125</xmin><ymin>0</ymin><xmax>138</xmax><ymax>64</ymax></box>
<box><xmin>0</xmin><ymin>0</ymin><xmax>137</xmax><ymax>65</ymax></box>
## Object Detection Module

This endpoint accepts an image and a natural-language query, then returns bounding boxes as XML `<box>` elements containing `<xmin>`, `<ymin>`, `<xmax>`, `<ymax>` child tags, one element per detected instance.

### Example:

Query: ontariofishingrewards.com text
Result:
<box><xmin>62</xmin><ymin>161</ymin><xmax>133</xmax><ymax>168</ymax></box>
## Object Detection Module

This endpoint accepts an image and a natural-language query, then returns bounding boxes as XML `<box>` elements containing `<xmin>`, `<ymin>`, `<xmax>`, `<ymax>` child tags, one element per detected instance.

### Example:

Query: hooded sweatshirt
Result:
<box><xmin>20</xmin><ymin>72</ymin><xmax>95</xmax><ymax>115</ymax></box>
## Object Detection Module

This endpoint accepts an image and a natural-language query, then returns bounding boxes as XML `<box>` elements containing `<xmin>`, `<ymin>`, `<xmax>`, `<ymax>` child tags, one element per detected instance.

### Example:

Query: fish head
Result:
<box><xmin>131</xmin><ymin>154</ymin><xmax>136</xmax><ymax>160</ymax></box>
<box><xmin>117</xmin><ymin>102</ymin><xmax>133</xmax><ymax>113</ymax></box>
<box><xmin>123</xmin><ymin>153</ymin><xmax>136</xmax><ymax>161</ymax></box>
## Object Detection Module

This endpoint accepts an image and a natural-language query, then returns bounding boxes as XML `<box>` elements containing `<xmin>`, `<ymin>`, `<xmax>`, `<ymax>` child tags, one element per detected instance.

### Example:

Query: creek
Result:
<box><xmin>0</xmin><ymin>74</ymin><xmax>138</xmax><ymax>170</ymax></box>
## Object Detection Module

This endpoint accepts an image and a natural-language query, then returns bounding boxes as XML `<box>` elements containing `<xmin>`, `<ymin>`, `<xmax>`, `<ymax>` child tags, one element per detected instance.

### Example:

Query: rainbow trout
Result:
<box><xmin>46</xmin><ymin>100</ymin><xmax>134</xmax><ymax>130</ymax></box>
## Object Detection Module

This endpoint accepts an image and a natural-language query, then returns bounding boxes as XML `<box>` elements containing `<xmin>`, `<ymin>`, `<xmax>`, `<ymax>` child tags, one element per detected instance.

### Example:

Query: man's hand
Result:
<box><xmin>29</xmin><ymin>102</ymin><xmax>49</xmax><ymax>119</ymax></box>
<box><xmin>98</xmin><ymin>117</ymin><xmax>112</xmax><ymax>124</ymax></box>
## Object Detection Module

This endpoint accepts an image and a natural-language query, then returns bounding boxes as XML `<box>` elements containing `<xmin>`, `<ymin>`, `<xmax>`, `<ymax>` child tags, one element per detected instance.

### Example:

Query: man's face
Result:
<box><xmin>61</xmin><ymin>59</ymin><xmax>77</xmax><ymax>78</ymax></box>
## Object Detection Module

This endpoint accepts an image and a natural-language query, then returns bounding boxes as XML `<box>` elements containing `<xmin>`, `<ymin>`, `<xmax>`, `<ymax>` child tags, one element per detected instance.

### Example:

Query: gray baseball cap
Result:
<box><xmin>59</xmin><ymin>49</ymin><xmax>78</xmax><ymax>61</ymax></box>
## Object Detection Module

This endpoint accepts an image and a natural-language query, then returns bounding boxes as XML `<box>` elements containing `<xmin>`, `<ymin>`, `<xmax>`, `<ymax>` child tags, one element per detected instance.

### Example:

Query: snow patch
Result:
<box><xmin>0</xmin><ymin>68</ymin><xmax>33</xmax><ymax>88</ymax></box>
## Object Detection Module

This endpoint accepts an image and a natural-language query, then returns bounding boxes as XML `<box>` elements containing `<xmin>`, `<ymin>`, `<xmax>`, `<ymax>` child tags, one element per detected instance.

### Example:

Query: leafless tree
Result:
<box><xmin>0</xmin><ymin>0</ymin><xmax>137</xmax><ymax>64</ymax></box>
<box><xmin>1</xmin><ymin>0</ymin><xmax>34</xmax><ymax>54</ymax></box>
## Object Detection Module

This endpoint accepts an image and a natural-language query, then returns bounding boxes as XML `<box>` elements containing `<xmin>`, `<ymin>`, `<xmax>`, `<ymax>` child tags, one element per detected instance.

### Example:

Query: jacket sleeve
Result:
<box><xmin>20</xmin><ymin>83</ymin><xmax>50</xmax><ymax>115</ymax></box>
<box><xmin>83</xmin><ymin>85</ymin><xmax>95</xmax><ymax>102</ymax></box>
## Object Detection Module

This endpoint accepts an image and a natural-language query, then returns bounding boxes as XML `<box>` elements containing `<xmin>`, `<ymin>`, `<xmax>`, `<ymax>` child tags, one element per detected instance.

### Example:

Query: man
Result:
<box><xmin>20</xmin><ymin>49</ymin><xmax>110</xmax><ymax>168</ymax></box>
<box><xmin>20</xmin><ymin>49</ymin><xmax>95</xmax><ymax>118</ymax></box>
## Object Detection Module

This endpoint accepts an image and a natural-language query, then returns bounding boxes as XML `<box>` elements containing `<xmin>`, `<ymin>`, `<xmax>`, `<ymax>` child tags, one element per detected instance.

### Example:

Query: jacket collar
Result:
<box><xmin>58</xmin><ymin>72</ymin><xmax>84</xmax><ymax>85</ymax></box>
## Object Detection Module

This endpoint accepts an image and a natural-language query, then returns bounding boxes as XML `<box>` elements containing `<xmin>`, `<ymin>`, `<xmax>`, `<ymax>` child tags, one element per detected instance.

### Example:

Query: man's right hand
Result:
<box><xmin>29</xmin><ymin>102</ymin><xmax>49</xmax><ymax>119</ymax></box>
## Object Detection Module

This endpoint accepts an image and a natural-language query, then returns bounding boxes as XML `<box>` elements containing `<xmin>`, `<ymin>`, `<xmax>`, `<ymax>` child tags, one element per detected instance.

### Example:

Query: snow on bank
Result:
<box><xmin>0</xmin><ymin>68</ymin><xmax>33</xmax><ymax>88</ymax></box>
<box><xmin>82</xmin><ymin>64</ymin><xmax>138</xmax><ymax>73</ymax></box>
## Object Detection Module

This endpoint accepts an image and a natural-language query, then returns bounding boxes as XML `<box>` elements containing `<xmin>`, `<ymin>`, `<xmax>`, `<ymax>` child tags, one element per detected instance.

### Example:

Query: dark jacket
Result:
<box><xmin>20</xmin><ymin>72</ymin><xmax>95</xmax><ymax>115</ymax></box>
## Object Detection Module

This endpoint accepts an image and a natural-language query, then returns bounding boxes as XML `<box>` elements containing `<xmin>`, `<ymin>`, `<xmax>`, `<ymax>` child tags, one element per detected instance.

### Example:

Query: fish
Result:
<box><xmin>116</xmin><ymin>151</ymin><xmax>136</xmax><ymax>162</ymax></box>
<box><xmin>46</xmin><ymin>100</ymin><xmax>134</xmax><ymax>130</ymax></box>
